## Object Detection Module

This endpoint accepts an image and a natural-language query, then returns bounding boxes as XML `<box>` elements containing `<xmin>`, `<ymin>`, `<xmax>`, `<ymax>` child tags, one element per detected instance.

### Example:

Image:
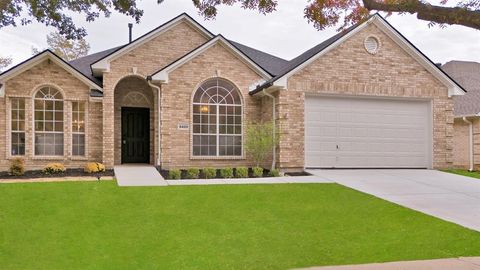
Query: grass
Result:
<box><xmin>1</xmin><ymin>182</ymin><xmax>480</xmax><ymax>270</ymax></box>
<box><xmin>442</xmin><ymin>169</ymin><xmax>480</xmax><ymax>179</ymax></box>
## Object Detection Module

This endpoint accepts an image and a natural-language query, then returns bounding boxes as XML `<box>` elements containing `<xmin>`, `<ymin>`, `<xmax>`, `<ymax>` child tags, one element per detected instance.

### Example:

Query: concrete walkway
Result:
<box><xmin>114</xmin><ymin>165</ymin><xmax>168</xmax><ymax>186</ymax></box>
<box><xmin>298</xmin><ymin>257</ymin><xmax>480</xmax><ymax>270</ymax></box>
<box><xmin>308</xmin><ymin>169</ymin><xmax>480</xmax><ymax>231</ymax></box>
<box><xmin>166</xmin><ymin>175</ymin><xmax>332</xmax><ymax>186</ymax></box>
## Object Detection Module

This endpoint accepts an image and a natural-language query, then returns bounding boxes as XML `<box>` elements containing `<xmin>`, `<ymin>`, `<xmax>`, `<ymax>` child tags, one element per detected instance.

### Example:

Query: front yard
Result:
<box><xmin>1</xmin><ymin>182</ymin><xmax>480</xmax><ymax>269</ymax></box>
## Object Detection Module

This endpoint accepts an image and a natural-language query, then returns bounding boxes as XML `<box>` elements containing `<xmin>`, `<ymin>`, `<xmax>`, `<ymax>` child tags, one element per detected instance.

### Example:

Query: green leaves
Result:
<box><xmin>244</xmin><ymin>121</ymin><xmax>278</xmax><ymax>168</ymax></box>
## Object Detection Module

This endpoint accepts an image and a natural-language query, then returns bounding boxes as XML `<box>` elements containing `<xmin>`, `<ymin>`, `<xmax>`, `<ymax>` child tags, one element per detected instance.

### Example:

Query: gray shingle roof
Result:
<box><xmin>442</xmin><ymin>60</ymin><xmax>480</xmax><ymax>116</ymax></box>
<box><xmin>69</xmin><ymin>46</ymin><xmax>124</xmax><ymax>86</ymax></box>
<box><xmin>229</xmin><ymin>40</ymin><xmax>288</xmax><ymax>76</ymax></box>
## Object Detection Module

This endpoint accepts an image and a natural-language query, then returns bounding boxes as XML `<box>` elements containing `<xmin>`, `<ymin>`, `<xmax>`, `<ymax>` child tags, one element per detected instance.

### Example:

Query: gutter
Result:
<box><xmin>262</xmin><ymin>89</ymin><xmax>276</xmax><ymax>170</ymax></box>
<box><xmin>462</xmin><ymin>117</ymin><xmax>474</xmax><ymax>171</ymax></box>
<box><xmin>147</xmin><ymin>76</ymin><xmax>162</xmax><ymax>167</ymax></box>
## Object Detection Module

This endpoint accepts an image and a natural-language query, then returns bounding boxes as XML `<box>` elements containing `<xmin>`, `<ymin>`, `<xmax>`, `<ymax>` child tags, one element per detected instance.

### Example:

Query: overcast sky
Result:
<box><xmin>1</xmin><ymin>0</ymin><xmax>480</xmax><ymax>68</ymax></box>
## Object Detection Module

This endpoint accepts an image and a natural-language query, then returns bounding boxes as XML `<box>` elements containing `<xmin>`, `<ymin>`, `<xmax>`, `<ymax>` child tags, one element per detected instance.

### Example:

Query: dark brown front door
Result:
<box><xmin>121</xmin><ymin>107</ymin><xmax>150</xmax><ymax>164</ymax></box>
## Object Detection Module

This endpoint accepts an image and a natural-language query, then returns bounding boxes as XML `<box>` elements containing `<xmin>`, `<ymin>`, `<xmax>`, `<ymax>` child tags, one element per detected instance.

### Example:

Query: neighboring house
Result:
<box><xmin>442</xmin><ymin>61</ymin><xmax>480</xmax><ymax>170</ymax></box>
<box><xmin>0</xmin><ymin>13</ymin><xmax>465</xmax><ymax>172</ymax></box>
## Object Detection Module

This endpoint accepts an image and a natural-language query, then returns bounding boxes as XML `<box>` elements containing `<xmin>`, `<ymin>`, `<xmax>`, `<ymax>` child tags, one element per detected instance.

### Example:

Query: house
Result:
<box><xmin>442</xmin><ymin>61</ymin><xmax>480</xmax><ymax>170</ymax></box>
<box><xmin>0</xmin><ymin>13</ymin><xmax>465</xmax><ymax>172</ymax></box>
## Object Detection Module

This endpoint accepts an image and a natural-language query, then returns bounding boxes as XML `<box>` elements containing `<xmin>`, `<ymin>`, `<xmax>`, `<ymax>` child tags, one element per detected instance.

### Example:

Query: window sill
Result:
<box><xmin>190</xmin><ymin>155</ymin><xmax>245</xmax><ymax>160</ymax></box>
<box><xmin>71</xmin><ymin>156</ymin><xmax>88</xmax><ymax>161</ymax></box>
<box><xmin>31</xmin><ymin>156</ymin><xmax>66</xmax><ymax>160</ymax></box>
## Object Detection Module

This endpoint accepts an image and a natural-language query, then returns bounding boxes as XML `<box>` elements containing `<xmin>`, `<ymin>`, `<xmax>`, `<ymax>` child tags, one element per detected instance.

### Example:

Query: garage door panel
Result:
<box><xmin>305</xmin><ymin>96</ymin><xmax>431</xmax><ymax>168</ymax></box>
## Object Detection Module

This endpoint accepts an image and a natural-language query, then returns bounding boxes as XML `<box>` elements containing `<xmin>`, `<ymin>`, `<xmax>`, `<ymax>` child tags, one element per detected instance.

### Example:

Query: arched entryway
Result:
<box><xmin>113</xmin><ymin>76</ymin><xmax>156</xmax><ymax>165</ymax></box>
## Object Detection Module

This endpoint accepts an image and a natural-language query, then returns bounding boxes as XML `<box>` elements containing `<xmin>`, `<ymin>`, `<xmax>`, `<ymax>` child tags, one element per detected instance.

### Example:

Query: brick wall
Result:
<box><xmin>160</xmin><ymin>42</ymin><xmax>263</xmax><ymax>169</ymax></box>
<box><xmin>282</xmin><ymin>23</ymin><xmax>454</xmax><ymax>170</ymax></box>
<box><xmin>1</xmin><ymin>59</ymin><xmax>103</xmax><ymax>170</ymax></box>
<box><xmin>101</xmin><ymin>20</ymin><xmax>209</xmax><ymax>168</ymax></box>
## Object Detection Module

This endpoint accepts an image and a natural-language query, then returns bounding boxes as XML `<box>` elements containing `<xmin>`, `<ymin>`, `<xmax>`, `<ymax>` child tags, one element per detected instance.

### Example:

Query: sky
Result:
<box><xmin>1</xmin><ymin>0</ymin><xmax>480</xmax><ymax>68</ymax></box>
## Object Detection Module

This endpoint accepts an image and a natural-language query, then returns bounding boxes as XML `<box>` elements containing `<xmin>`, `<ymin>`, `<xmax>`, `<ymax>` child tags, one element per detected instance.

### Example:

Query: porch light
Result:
<box><xmin>200</xmin><ymin>105</ymin><xmax>209</xmax><ymax>113</ymax></box>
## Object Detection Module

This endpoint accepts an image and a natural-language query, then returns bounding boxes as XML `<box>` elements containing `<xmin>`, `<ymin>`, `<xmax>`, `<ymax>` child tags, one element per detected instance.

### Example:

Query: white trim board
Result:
<box><xmin>0</xmin><ymin>51</ymin><xmax>102</xmax><ymax>97</ymax></box>
<box><xmin>271</xmin><ymin>14</ymin><xmax>464</xmax><ymax>97</ymax></box>
<box><xmin>150</xmin><ymin>35</ymin><xmax>272</xmax><ymax>83</ymax></box>
<box><xmin>91</xmin><ymin>13</ymin><xmax>214</xmax><ymax>77</ymax></box>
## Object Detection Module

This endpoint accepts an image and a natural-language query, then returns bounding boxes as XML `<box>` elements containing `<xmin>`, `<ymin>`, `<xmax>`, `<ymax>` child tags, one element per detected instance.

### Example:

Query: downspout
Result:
<box><xmin>262</xmin><ymin>89</ymin><xmax>276</xmax><ymax>170</ymax></box>
<box><xmin>147</xmin><ymin>76</ymin><xmax>162</xmax><ymax>167</ymax></box>
<box><xmin>462</xmin><ymin>117</ymin><xmax>474</xmax><ymax>171</ymax></box>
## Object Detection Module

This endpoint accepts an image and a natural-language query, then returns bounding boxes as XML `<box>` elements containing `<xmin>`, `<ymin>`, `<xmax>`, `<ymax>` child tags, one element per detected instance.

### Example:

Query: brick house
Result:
<box><xmin>442</xmin><ymin>61</ymin><xmax>480</xmax><ymax>170</ymax></box>
<box><xmin>0</xmin><ymin>13</ymin><xmax>465</xmax><ymax>172</ymax></box>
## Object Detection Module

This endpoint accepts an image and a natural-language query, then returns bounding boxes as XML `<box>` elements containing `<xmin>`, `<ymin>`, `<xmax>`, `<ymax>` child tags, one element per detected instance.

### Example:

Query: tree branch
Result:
<box><xmin>362</xmin><ymin>0</ymin><xmax>480</xmax><ymax>29</ymax></box>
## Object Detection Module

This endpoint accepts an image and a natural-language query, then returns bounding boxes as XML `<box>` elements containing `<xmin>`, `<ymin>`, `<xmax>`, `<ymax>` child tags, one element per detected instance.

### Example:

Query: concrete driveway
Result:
<box><xmin>307</xmin><ymin>169</ymin><xmax>480</xmax><ymax>231</ymax></box>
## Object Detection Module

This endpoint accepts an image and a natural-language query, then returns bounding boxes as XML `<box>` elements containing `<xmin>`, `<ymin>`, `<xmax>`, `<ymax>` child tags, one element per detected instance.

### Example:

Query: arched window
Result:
<box><xmin>192</xmin><ymin>78</ymin><xmax>242</xmax><ymax>156</ymax></box>
<box><xmin>34</xmin><ymin>86</ymin><xmax>64</xmax><ymax>156</ymax></box>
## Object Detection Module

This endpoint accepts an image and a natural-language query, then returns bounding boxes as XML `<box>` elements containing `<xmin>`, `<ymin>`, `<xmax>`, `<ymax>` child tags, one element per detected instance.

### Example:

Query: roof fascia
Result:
<box><xmin>91</xmin><ymin>14</ymin><xmax>214</xmax><ymax>76</ymax></box>
<box><xmin>150</xmin><ymin>36</ymin><xmax>272</xmax><ymax>83</ymax></box>
<box><xmin>0</xmin><ymin>51</ymin><xmax>102</xmax><ymax>97</ymax></box>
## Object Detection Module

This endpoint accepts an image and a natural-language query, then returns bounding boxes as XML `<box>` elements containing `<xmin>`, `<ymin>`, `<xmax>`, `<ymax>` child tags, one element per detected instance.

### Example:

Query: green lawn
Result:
<box><xmin>1</xmin><ymin>182</ymin><xmax>480</xmax><ymax>270</ymax></box>
<box><xmin>443</xmin><ymin>169</ymin><xmax>480</xmax><ymax>179</ymax></box>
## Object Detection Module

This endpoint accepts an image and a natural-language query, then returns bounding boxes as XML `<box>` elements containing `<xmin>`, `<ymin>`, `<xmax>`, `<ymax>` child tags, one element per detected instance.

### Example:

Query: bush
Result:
<box><xmin>203</xmin><ymin>168</ymin><xmax>217</xmax><ymax>179</ymax></box>
<box><xmin>84</xmin><ymin>162</ymin><xmax>105</xmax><ymax>173</ymax></box>
<box><xmin>269</xmin><ymin>169</ymin><xmax>280</xmax><ymax>177</ymax></box>
<box><xmin>235</xmin><ymin>167</ymin><xmax>248</xmax><ymax>178</ymax></box>
<box><xmin>168</xmin><ymin>169</ymin><xmax>181</xmax><ymax>180</ymax></box>
<box><xmin>220</xmin><ymin>167</ymin><xmax>234</xmax><ymax>179</ymax></box>
<box><xmin>9</xmin><ymin>158</ymin><xmax>25</xmax><ymax>176</ymax></box>
<box><xmin>252</xmin><ymin>167</ymin><xmax>264</xmax><ymax>178</ymax></box>
<box><xmin>43</xmin><ymin>163</ymin><xmax>66</xmax><ymax>175</ymax></box>
<box><xmin>186</xmin><ymin>168</ymin><xmax>200</xmax><ymax>179</ymax></box>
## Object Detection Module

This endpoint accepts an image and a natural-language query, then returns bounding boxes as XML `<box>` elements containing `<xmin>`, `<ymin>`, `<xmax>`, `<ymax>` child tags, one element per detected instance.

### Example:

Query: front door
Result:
<box><xmin>121</xmin><ymin>107</ymin><xmax>150</xmax><ymax>163</ymax></box>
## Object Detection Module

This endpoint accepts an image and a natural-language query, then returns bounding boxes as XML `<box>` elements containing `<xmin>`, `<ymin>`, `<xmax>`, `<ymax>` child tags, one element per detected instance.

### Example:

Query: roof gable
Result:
<box><xmin>251</xmin><ymin>14</ymin><xmax>465</xmax><ymax>97</ymax></box>
<box><xmin>149</xmin><ymin>35</ymin><xmax>272</xmax><ymax>83</ymax></box>
<box><xmin>0</xmin><ymin>50</ymin><xmax>102</xmax><ymax>96</ymax></box>
<box><xmin>90</xmin><ymin>13</ymin><xmax>214</xmax><ymax>76</ymax></box>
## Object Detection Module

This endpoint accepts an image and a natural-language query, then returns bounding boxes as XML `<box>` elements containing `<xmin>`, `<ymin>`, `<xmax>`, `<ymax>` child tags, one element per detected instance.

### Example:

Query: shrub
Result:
<box><xmin>186</xmin><ymin>168</ymin><xmax>200</xmax><ymax>179</ymax></box>
<box><xmin>269</xmin><ymin>169</ymin><xmax>280</xmax><ymax>177</ymax></box>
<box><xmin>252</xmin><ymin>167</ymin><xmax>264</xmax><ymax>178</ymax></box>
<box><xmin>9</xmin><ymin>158</ymin><xmax>25</xmax><ymax>176</ymax></box>
<box><xmin>168</xmin><ymin>169</ymin><xmax>181</xmax><ymax>180</ymax></box>
<box><xmin>84</xmin><ymin>162</ymin><xmax>106</xmax><ymax>173</ymax></box>
<box><xmin>235</xmin><ymin>167</ymin><xmax>248</xmax><ymax>178</ymax></box>
<box><xmin>220</xmin><ymin>167</ymin><xmax>234</xmax><ymax>179</ymax></box>
<box><xmin>203</xmin><ymin>168</ymin><xmax>217</xmax><ymax>179</ymax></box>
<box><xmin>43</xmin><ymin>163</ymin><xmax>66</xmax><ymax>175</ymax></box>
<box><xmin>245</xmin><ymin>121</ymin><xmax>278</xmax><ymax>168</ymax></box>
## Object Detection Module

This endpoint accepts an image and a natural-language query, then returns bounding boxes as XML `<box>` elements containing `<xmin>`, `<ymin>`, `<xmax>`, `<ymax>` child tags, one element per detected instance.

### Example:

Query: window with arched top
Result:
<box><xmin>192</xmin><ymin>78</ymin><xmax>242</xmax><ymax>157</ymax></box>
<box><xmin>34</xmin><ymin>86</ymin><xmax>64</xmax><ymax>156</ymax></box>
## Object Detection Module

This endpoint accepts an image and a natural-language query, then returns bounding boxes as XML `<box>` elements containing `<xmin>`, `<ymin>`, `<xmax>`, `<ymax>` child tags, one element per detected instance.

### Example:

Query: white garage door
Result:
<box><xmin>305</xmin><ymin>96</ymin><xmax>431</xmax><ymax>168</ymax></box>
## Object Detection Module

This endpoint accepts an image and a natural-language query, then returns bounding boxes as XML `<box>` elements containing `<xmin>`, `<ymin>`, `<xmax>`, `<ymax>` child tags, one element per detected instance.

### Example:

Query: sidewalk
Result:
<box><xmin>166</xmin><ymin>175</ymin><xmax>333</xmax><ymax>186</ymax></box>
<box><xmin>297</xmin><ymin>257</ymin><xmax>480</xmax><ymax>270</ymax></box>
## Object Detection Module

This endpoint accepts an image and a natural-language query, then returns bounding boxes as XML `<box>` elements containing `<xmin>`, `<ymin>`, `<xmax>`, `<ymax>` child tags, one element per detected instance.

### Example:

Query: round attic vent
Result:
<box><xmin>364</xmin><ymin>36</ymin><xmax>380</xmax><ymax>54</ymax></box>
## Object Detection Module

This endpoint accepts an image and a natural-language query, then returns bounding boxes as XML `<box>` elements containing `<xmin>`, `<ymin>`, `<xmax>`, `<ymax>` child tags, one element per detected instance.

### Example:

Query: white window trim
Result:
<box><xmin>71</xmin><ymin>101</ymin><xmax>88</xmax><ymax>160</ymax></box>
<box><xmin>32</xmin><ymin>87</ymin><xmax>66</xmax><ymax>158</ymax></box>
<box><xmin>190</xmin><ymin>78</ymin><xmax>245</xmax><ymax>160</ymax></box>
<box><xmin>6</xmin><ymin>97</ymin><xmax>26</xmax><ymax>159</ymax></box>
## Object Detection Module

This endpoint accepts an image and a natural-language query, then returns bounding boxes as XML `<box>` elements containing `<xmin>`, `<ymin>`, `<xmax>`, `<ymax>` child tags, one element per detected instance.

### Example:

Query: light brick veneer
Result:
<box><xmin>453</xmin><ymin>118</ymin><xmax>480</xmax><ymax>170</ymax></box>
<box><xmin>160</xmin><ymin>43</ymin><xmax>263</xmax><ymax>169</ymax></box>
<box><xmin>101</xmin><ymin>21</ymin><xmax>209</xmax><ymax>168</ymax></box>
<box><xmin>0</xmin><ymin>59</ymin><xmax>103</xmax><ymax>170</ymax></box>
<box><xmin>279</xmin><ymin>23</ymin><xmax>454</xmax><ymax>170</ymax></box>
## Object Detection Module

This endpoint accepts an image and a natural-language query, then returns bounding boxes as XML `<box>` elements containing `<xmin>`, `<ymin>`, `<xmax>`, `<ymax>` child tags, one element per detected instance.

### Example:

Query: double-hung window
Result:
<box><xmin>72</xmin><ymin>101</ymin><xmax>86</xmax><ymax>156</ymax></box>
<box><xmin>11</xmin><ymin>98</ymin><xmax>25</xmax><ymax>156</ymax></box>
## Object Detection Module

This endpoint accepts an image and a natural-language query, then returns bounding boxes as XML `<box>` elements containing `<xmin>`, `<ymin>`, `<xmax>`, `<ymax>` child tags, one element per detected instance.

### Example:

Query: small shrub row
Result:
<box><xmin>166</xmin><ymin>167</ymin><xmax>281</xmax><ymax>180</ymax></box>
<box><xmin>8</xmin><ymin>158</ymin><xmax>106</xmax><ymax>177</ymax></box>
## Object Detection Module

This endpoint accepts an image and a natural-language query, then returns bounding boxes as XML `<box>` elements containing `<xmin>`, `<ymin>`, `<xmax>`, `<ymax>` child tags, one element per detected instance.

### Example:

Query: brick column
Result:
<box><xmin>276</xmin><ymin>90</ymin><xmax>305</xmax><ymax>172</ymax></box>
<box><xmin>102</xmin><ymin>83</ymin><xmax>115</xmax><ymax>168</ymax></box>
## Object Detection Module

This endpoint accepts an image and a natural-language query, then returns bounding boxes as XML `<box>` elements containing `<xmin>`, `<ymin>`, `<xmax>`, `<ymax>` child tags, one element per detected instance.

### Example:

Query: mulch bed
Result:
<box><xmin>0</xmin><ymin>169</ymin><xmax>114</xmax><ymax>180</ymax></box>
<box><xmin>158</xmin><ymin>168</ymin><xmax>312</xmax><ymax>180</ymax></box>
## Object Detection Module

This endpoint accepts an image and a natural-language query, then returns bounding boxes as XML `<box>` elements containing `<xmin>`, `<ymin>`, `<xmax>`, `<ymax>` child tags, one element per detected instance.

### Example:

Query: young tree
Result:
<box><xmin>32</xmin><ymin>32</ymin><xmax>90</xmax><ymax>61</ymax></box>
<box><xmin>244</xmin><ymin>121</ymin><xmax>278</xmax><ymax>169</ymax></box>
<box><xmin>189</xmin><ymin>0</ymin><xmax>480</xmax><ymax>31</ymax></box>
<box><xmin>0</xmin><ymin>56</ymin><xmax>13</xmax><ymax>72</ymax></box>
